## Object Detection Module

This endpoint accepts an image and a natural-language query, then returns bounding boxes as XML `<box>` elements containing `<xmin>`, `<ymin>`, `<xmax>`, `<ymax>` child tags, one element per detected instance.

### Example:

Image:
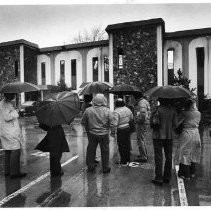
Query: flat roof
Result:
<box><xmin>0</xmin><ymin>39</ymin><xmax>39</xmax><ymax>49</ymax></box>
<box><xmin>105</xmin><ymin>18</ymin><xmax>165</xmax><ymax>32</ymax></box>
<box><xmin>165</xmin><ymin>27</ymin><xmax>211</xmax><ymax>39</ymax></box>
<box><xmin>40</xmin><ymin>40</ymin><xmax>109</xmax><ymax>53</ymax></box>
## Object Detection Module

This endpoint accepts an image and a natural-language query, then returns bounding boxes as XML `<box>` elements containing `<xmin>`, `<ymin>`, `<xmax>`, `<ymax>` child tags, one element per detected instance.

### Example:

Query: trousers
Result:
<box><xmin>5</xmin><ymin>149</ymin><xmax>21</xmax><ymax>176</ymax></box>
<box><xmin>86</xmin><ymin>132</ymin><xmax>110</xmax><ymax>171</ymax></box>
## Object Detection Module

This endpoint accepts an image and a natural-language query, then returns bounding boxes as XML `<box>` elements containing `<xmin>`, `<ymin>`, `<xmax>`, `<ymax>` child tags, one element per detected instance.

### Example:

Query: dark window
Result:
<box><xmin>15</xmin><ymin>61</ymin><xmax>19</xmax><ymax>77</ymax></box>
<box><xmin>41</xmin><ymin>62</ymin><xmax>46</xmax><ymax>85</ymax></box>
<box><xmin>118</xmin><ymin>49</ymin><xmax>123</xmax><ymax>69</ymax></box>
<box><xmin>71</xmin><ymin>59</ymin><xmax>77</xmax><ymax>90</ymax></box>
<box><xmin>60</xmin><ymin>60</ymin><xmax>65</xmax><ymax>81</ymax></box>
<box><xmin>104</xmin><ymin>56</ymin><xmax>109</xmax><ymax>82</ymax></box>
<box><xmin>93</xmin><ymin>57</ymin><xmax>98</xmax><ymax>81</ymax></box>
<box><xmin>167</xmin><ymin>50</ymin><xmax>174</xmax><ymax>85</ymax></box>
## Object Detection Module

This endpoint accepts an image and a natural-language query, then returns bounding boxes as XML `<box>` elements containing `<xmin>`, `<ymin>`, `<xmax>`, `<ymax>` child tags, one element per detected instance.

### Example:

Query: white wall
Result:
<box><xmin>37</xmin><ymin>54</ymin><xmax>51</xmax><ymax>85</ymax></box>
<box><xmin>164</xmin><ymin>40</ymin><xmax>182</xmax><ymax>85</ymax></box>
<box><xmin>54</xmin><ymin>51</ymin><xmax>82</xmax><ymax>89</ymax></box>
<box><xmin>189</xmin><ymin>37</ymin><xmax>209</xmax><ymax>96</ymax></box>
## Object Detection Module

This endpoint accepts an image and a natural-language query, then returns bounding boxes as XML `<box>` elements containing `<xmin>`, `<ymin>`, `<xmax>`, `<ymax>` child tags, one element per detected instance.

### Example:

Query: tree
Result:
<box><xmin>72</xmin><ymin>25</ymin><xmax>108</xmax><ymax>43</ymax></box>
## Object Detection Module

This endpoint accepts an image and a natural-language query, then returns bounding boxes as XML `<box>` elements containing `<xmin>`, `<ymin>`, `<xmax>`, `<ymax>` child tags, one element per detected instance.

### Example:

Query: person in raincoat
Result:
<box><xmin>134</xmin><ymin>93</ymin><xmax>151</xmax><ymax>162</ymax></box>
<box><xmin>81</xmin><ymin>93</ymin><xmax>115</xmax><ymax>173</ymax></box>
<box><xmin>177</xmin><ymin>98</ymin><xmax>201</xmax><ymax>180</ymax></box>
<box><xmin>0</xmin><ymin>93</ymin><xmax>27</xmax><ymax>178</ymax></box>
<box><xmin>113</xmin><ymin>98</ymin><xmax>134</xmax><ymax>165</ymax></box>
<box><xmin>35</xmin><ymin>124</ymin><xmax>69</xmax><ymax>177</ymax></box>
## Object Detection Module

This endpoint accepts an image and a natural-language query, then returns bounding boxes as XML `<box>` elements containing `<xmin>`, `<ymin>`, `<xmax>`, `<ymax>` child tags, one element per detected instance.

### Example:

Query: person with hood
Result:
<box><xmin>81</xmin><ymin>93</ymin><xmax>115</xmax><ymax>173</ymax></box>
<box><xmin>0</xmin><ymin>93</ymin><xmax>27</xmax><ymax>178</ymax></box>
<box><xmin>35</xmin><ymin>124</ymin><xmax>70</xmax><ymax>177</ymax></box>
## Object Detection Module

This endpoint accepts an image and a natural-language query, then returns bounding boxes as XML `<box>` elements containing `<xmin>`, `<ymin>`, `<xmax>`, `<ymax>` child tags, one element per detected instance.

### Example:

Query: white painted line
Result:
<box><xmin>0</xmin><ymin>155</ymin><xmax>78</xmax><ymax>207</ymax></box>
<box><xmin>175</xmin><ymin>165</ymin><xmax>188</xmax><ymax>206</ymax></box>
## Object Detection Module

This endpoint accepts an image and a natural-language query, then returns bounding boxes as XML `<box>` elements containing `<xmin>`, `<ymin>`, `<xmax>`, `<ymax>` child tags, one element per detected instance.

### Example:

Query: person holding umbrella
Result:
<box><xmin>0</xmin><ymin>93</ymin><xmax>27</xmax><ymax>178</ymax></box>
<box><xmin>35</xmin><ymin>91</ymin><xmax>81</xmax><ymax>176</ymax></box>
<box><xmin>81</xmin><ymin>93</ymin><xmax>115</xmax><ymax>173</ymax></box>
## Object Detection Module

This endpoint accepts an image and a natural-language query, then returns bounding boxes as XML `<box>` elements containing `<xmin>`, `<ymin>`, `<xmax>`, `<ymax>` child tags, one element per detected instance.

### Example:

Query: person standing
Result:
<box><xmin>177</xmin><ymin>98</ymin><xmax>201</xmax><ymax>180</ymax></box>
<box><xmin>113</xmin><ymin>98</ymin><xmax>134</xmax><ymax>165</ymax></box>
<box><xmin>81</xmin><ymin>93</ymin><xmax>115</xmax><ymax>173</ymax></box>
<box><xmin>0</xmin><ymin>93</ymin><xmax>27</xmax><ymax>179</ymax></box>
<box><xmin>151</xmin><ymin>98</ymin><xmax>177</xmax><ymax>185</ymax></box>
<box><xmin>35</xmin><ymin>124</ymin><xmax>70</xmax><ymax>177</ymax></box>
<box><xmin>134</xmin><ymin>93</ymin><xmax>151</xmax><ymax>162</ymax></box>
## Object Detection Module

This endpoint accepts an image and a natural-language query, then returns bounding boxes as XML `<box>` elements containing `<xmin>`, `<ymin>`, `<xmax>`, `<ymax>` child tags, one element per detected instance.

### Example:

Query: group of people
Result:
<box><xmin>81</xmin><ymin>93</ymin><xmax>202</xmax><ymax>185</ymax></box>
<box><xmin>0</xmin><ymin>91</ymin><xmax>201</xmax><ymax>185</ymax></box>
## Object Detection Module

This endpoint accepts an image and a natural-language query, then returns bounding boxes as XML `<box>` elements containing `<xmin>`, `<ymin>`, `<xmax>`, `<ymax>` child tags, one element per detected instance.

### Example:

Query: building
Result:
<box><xmin>1</xmin><ymin>18</ymin><xmax>211</xmax><ymax>110</ymax></box>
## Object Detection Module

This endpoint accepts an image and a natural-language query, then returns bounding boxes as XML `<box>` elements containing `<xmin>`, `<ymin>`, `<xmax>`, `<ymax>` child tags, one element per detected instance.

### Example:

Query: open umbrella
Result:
<box><xmin>0</xmin><ymin>82</ymin><xmax>40</xmax><ymax>93</ymax></box>
<box><xmin>78</xmin><ymin>81</ymin><xmax>113</xmax><ymax>95</ymax></box>
<box><xmin>109</xmin><ymin>84</ymin><xmax>142</xmax><ymax>95</ymax></box>
<box><xmin>35</xmin><ymin>91</ymin><xmax>80</xmax><ymax>127</ymax></box>
<box><xmin>145</xmin><ymin>85</ymin><xmax>194</xmax><ymax>99</ymax></box>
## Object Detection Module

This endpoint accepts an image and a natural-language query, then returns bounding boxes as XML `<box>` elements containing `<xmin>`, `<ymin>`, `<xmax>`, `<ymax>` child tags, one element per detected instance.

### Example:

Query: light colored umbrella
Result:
<box><xmin>35</xmin><ymin>91</ymin><xmax>81</xmax><ymax>127</ymax></box>
<box><xmin>109</xmin><ymin>84</ymin><xmax>142</xmax><ymax>95</ymax></box>
<box><xmin>145</xmin><ymin>85</ymin><xmax>194</xmax><ymax>98</ymax></box>
<box><xmin>0</xmin><ymin>82</ymin><xmax>40</xmax><ymax>93</ymax></box>
<box><xmin>78</xmin><ymin>81</ymin><xmax>113</xmax><ymax>95</ymax></box>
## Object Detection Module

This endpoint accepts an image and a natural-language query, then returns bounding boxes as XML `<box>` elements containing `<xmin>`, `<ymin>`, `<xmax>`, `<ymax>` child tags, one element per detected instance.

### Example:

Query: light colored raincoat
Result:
<box><xmin>178</xmin><ymin>108</ymin><xmax>201</xmax><ymax>165</ymax></box>
<box><xmin>0</xmin><ymin>98</ymin><xmax>22</xmax><ymax>150</ymax></box>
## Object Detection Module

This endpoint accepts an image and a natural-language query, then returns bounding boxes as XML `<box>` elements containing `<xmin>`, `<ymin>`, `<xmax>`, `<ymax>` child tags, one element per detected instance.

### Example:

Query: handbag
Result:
<box><xmin>150</xmin><ymin>108</ymin><xmax>160</xmax><ymax>129</ymax></box>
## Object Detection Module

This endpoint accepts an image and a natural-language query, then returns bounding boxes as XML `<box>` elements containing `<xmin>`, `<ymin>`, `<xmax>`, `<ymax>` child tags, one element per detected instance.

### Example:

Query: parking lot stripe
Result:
<box><xmin>175</xmin><ymin>165</ymin><xmax>188</xmax><ymax>206</ymax></box>
<box><xmin>0</xmin><ymin>155</ymin><xmax>78</xmax><ymax>207</ymax></box>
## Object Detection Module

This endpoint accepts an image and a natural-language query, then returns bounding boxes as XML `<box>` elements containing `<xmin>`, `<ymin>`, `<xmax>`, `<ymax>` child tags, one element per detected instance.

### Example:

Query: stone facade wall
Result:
<box><xmin>24</xmin><ymin>46</ymin><xmax>38</xmax><ymax>84</ymax></box>
<box><xmin>112</xmin><ymin>25</ymin><xmax>158</xmax><ymax>92</ymax></box>
<box><xmin>0</xmin><ymin>45</ymin><xmax>20</xmax><ymax>87</ymax></box>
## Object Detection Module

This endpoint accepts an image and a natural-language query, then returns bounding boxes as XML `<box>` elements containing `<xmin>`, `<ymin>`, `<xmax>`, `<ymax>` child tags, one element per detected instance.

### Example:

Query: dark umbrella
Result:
<box><xmin>145</xmin><ymin>85</ymin><xmax>194</xmax><ymax>99</ymax></box>
<box><xmin>109</xmin><ymin>84</ymin><xmax>142</xmax><ymax>95</ymax></box>
<box><xmin>35</xmin><ymin>91</ymin><xmax>80</xmax><ymax>127</ymax></box>
<box><xmin>78</xmin><ymin>81</ymin><xmax>113</xmax><ymax>95</ymax></box>
<box><xmin>0</xmin><ymin>82</ymin><xmax>40</xmax><ymax>93</ymax></box>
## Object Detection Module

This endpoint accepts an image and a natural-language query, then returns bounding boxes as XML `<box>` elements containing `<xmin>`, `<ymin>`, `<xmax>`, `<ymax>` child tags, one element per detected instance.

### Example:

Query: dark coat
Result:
<box><xmin>35</xmin><ymin>124</ymin><xmax>70</xmax><ymax>153</ymax></box>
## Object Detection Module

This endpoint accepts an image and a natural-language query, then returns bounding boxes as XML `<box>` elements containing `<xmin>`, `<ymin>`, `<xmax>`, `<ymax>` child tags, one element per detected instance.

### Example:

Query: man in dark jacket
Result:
<box><xmin>35</xmin><ymin>124</ymin><xmax>69</xmax><ymax>176</ymax></box>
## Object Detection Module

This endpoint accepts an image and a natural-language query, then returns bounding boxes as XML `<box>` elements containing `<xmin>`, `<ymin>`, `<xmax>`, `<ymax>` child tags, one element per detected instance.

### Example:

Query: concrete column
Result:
<box><xmin>109</xmin><ymin>34</ymin><xmax>114</xmax><ymax>111</ymax></box>
<box><xmin>20</xmin><ymin>45</ymin><xmax>25</xmax><ymax>104</ymax></box>
<box><xmin>156</xmin><ymin>25</ymin><xmax>163</xmax><ymax>86</ymax></box>
<box><xmin>204</xmin><ymin>37</ymin><xmax>209</xmax><ymax>97</ymax></box>
<box><xmin>208</xmin><ymin>37</ymin><xmax>211</xmax><ymax>98</ymax></box>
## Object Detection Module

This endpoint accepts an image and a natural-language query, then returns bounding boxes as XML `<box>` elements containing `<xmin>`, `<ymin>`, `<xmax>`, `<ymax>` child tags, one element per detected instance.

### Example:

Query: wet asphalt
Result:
<box><xmin>0</xmin><ymin>116</ymin><xmax>210</xmax><ymax>207</ymax></box>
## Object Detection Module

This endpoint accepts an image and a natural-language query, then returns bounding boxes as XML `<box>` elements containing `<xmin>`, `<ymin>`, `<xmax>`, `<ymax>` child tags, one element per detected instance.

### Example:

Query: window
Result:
<box><xmin>60</xmin><ymin>60</ymin><xmax>65</xmax><ymax>81</ymax></box>
<box><xmin>167</xmin><ymin>50</ymin><xmax>174</xmax><ymax>85</ymax></box>
<box><xmin>41</xmin><ymin>62</ymin><xmax>46</xmax><ymax>85</ymax></box>
<box><xmin>15</xmin><ymin>61</ymin><xmax>19</xmax><ymax>77</ymax></box>
<box><xmin>71</xmin><ymin>59</ymin><xmax>77</xmax><ymax>90</ymax></box>
<box><xmin>118</xmin><ymin>49</ymin><xmax>123</xmax><ymax>69</ymax></box>
<box><xmin>104</xmin><ymin>56</ymin><xmax>109</xmax><ymax>82</ymax></box>
<box><xmin>92</xmin><ymin>57</ymin><xmax>98</xmax><ymax>81</ymax></box>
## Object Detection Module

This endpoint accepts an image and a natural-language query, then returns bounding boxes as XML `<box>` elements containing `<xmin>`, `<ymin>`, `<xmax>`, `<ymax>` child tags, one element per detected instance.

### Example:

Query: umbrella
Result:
<box><xmin>0</xmin><ymin>82</ymin><xmax>40</xmax><ymax>93</ymax></box>
<box><xmin>145</xmin><ymin>85</ymin><xmax>194</xmax><ymax>99</ymax></box>
<box><xmin>78</xmin><ymin>81</ymin><xmax>113</xmax><ymax>95</ymax></box>
<box><xmin>35</xmin><ymin>91</ymin><xmax>81</xmax><ymax>126</ymax></box>
<box><xmin>108</xmin><ymin>84</ymin><xmax>142</xmax><ymax>95</ymax></box>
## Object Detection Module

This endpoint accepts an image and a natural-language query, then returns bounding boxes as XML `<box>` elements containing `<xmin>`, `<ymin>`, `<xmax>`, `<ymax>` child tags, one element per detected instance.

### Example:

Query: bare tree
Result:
<box><xmin>72</xmin><ymin>25</ymin><xmax>108</xmax><ymax>43</ymax></box>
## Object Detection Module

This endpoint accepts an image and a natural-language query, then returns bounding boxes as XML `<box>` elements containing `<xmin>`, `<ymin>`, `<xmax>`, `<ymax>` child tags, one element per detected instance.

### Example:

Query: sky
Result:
<box><xmin>1</xmin><ymin>0</ymin><xmax>211</xmax><ymax>48</ymax></box>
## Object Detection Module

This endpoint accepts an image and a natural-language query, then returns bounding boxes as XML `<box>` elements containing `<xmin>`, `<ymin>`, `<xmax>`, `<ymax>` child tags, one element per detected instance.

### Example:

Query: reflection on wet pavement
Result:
<box><xmin>0</xmin><ymin>116</ymin><xmax>211</xmax><ymax>206</ymax></box>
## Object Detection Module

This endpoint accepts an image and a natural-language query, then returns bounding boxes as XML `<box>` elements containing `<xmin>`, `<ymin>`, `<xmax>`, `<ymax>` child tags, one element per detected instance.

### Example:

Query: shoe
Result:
<box><xmin>120</xmin><ymin>162</ymin><xmax>129</xmax><ymax>166</ymax></box>
<box><xmin>94</xmin><ymin>160</ymin><xmax>99</xmax><ymax>164</ymax></box>
<box><xmin>103</xmin><ymin>168</ymin><xmax>111</xmax><ymax>174</ymax></box>
<box><xmin>163</xmin><ymin>179</ymin><xmax>170</xmax><ymax>183</ymax></box>
<box><xmin>152</xmin><ymin>179</ymin><xmax>163</xmax><ymax>186</ymax></box>
<box><xmin>10</xmin><ymin>173</ymin><xmax>27</xmax><ymax>179</ymax></box>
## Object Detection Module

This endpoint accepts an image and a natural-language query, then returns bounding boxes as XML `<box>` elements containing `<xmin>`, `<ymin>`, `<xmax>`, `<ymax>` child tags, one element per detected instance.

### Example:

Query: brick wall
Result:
<box><xmin>113</xmin><ymin>25</ymin><xmax>158</xmax><ymax>92</ymax></box>
<box><xmin>0</xmin><ymin>46</ymin><xmax>20</xmax><ymax>87</ymax></box>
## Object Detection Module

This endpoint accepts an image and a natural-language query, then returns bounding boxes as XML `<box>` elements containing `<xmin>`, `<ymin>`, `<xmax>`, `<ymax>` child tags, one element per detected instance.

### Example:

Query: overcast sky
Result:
<box><xmin>1</xmin><ymin>1</ymin><xmax>211</xmax><ymax>48</ymax></box>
